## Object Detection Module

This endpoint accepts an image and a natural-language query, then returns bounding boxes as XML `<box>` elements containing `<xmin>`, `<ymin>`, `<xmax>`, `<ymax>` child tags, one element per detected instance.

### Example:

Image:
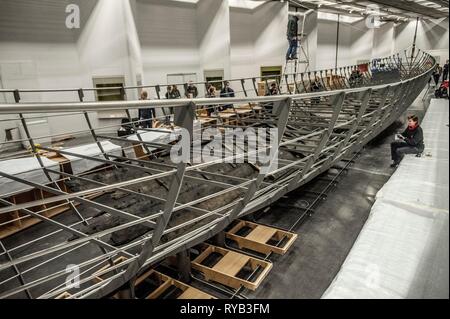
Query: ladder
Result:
<box><xmin>281</xmin><ymin>12</ymin><xmax>311</xmax><ymax>94</ymax></box>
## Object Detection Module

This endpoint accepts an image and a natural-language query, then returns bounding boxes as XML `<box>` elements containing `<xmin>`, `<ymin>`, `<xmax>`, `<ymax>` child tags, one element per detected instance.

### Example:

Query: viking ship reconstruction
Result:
<box><xmin>0</xmin><ymin>49</ymin><xmax>436</xmax><ymax>299</ymax></box>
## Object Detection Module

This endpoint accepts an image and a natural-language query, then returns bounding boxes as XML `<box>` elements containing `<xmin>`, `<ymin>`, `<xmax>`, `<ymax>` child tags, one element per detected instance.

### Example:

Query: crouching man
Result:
<box><xmin>390</xmin><ymin>115</ymin><xmax>425</xmax><ymax>167</ymax></box>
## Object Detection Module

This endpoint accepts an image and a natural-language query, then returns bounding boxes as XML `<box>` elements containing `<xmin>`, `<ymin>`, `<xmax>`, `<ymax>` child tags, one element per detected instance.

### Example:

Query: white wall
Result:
<box><xmin>77</xmin><ymin>0</ymin><xmax>140</xmax><ymax>100</ymax></box>
<box><xmin>303</xmin><ymin>11</ymin><xmax>318</xmax><ymax>71</ymax></box>
<box><xmin>315</xmin><ymin>13</ymin><xmax>365</xmax><ymax>70</ymax></box>
<box><xmin>350</xmin><ymin>19</ymin><xmax>374</xmax><ymax>64</ymax></box>
<box><xmin>394</xmin><ymin>18</ymin><xmax>449</xmax><ymax>63</ymax></box>
<box><xmin>353</xmin><ymin>17</ymin><xmax>449</xmax><ymax>65</ymax></box>
<box><xmin>197</xmin><ymin>0</ymin><xmax>231</xmax><ymax>80</ymax></box>
<box><xmin>229</xmin><ymin>1</ymin><xmax>287</xmax><ymax>82</ymax></box>
<box><xmin>0</xmin><ymin>0</ymin><xmax>144</xmax><ymax>145</ymax></box>
<box><xmin>316</xmin><ymin>14</ymin><xmax>340</xmax><ymax>70</ymax></box>
<box><xmin>135</xmin><ymin>0</ymin><xmax>201</xmax><ymax>89</ymax></box>
<box><xmin>230</xmin><ymin>7</ymin><xmax>256</xmax><ymax>79</ymax></box>
<box><xmin>337</xmin><ymin>19</ymin><xmax>353</xmax><ymax>68</ymax></box>
<box><xmin>372</xmin><ymin>22</ymin><xmax>395</xmax><ymax>59</ymax></box>
<box><xmin>315</xmin><ymin>14</ymin><xmax>449</xmax><ymax>69</ymax></box>
<box><xmin>253</xmin><ymin>2</ymin><xmax>287</xmax><ymax>73</ymax></box>
<box><xmin>0</xmin><ymin>0</ymin><xmax>93</xmax><ymax>145</ymax></box>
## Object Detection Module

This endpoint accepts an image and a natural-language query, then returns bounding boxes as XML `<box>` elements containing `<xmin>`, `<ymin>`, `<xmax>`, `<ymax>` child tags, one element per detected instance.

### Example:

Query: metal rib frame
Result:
<box><xmin>0</xmin><ymin>49</ymin><xmax>436</xmax><ymax>299</ymax></box>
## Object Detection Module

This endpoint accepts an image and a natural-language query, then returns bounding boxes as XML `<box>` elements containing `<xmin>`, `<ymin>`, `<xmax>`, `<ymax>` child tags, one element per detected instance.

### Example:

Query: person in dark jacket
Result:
<box><xmin>164</xmin><ymin>85</ymin><xmax>179</xmax><ymax>124</ymax></box>
<box><xmin>220</xmin><ymin>81</ymin><xmax>235</xmax><ymax>111</ymax></box>
<box><xmin>185</xmin><ymin>81</ymin><xmax>198</xmax><ymax>98</ymax></box>
<box><xmin>165</xmin><ymin>85</ymin><xmax>177</xmax><ymax>99</ymax></box>
<box><xmin>432</xmin><ymin>64</ymin><xmax>442</xmax><ymax>86</ymax></box>
<box><xmin>390</xmin><ymin>115</ymin><xmax>425</xmax><ymax>167</ymax></box>
<box><xmin>173</xmin><ymin>85</ymin><xmax>182</xmax><ymax>98</ymax></box>
<box><xmin>443</xmin><ymin>60</ymin><xmax>449</xmax><ymax>82</ymax></box>
<box><xmin>264</xmin><ymin>83</ymin><xmax>279</xmax><ymax>112</ymax></box>
<box><xmin>138</xmin><ymin>90</ymin><xmax>155</xmax><ymax>128</ymax></box>
<box><xmin>205</xmin><ymin>86</ymin><xmax>217</xmax><ymax>116</ymax></box>
<box><xmin>286</xmin><ymin>15</ymin><xmax>299</xmax><ymax>60</ymax></box>
<box><xmin>265</xmin><ymin>82</ymin><xmax>279</xmax><ymax>96</ymax></box>
<box><xmin>311</xmin><ymin>77</ymin><xmax>323</xmax><ymax>104</ymax></box>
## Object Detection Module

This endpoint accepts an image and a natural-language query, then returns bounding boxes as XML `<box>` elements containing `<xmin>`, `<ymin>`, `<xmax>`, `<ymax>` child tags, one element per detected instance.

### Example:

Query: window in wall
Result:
<box><xmin>204</xmin><ymin>69</ymin><xmax>224</xmax><ymax>91</ymax></box>
<box><xmin>260</xmin><ymin>66</ymin><xmax>282</xmax><ymax>80</ymax></box>
<box><xmin>93</xmin><ymin>76</ymin><xmax>127</xmax><ymax>119</ymax></box>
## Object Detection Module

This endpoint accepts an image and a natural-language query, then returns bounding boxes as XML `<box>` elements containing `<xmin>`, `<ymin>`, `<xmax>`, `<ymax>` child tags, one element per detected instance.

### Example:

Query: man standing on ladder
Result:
<box><xmin>286</xmin><ymin>14</ymin><xmax>299</xmax><ymax>60</ymax></box>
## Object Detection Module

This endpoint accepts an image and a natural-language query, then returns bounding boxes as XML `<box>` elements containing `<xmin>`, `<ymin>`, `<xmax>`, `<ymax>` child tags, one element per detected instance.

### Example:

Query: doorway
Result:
<box><xmin>204</xmin><ymin>69</ymin><xmax>224</xmax><ymax>91</ymax></box>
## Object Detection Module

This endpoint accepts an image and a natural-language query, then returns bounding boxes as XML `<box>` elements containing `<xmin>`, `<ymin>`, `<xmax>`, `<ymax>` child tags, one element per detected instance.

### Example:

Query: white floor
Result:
<box><xmin>322</xmin><ymin>98</ymin><xmax>449</xmax><ymax>299</ymax></box>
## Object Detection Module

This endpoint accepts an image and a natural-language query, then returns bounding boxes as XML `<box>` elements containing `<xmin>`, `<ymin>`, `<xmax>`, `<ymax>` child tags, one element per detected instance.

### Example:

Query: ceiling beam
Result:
<box><xmin>340</xmin><ymin>1</ymin><xmax>413</xmax><ymax>20</ymax></box>
<box><xmin>294</xmin><ymin>0</ymin><xmax>413</xmax><ymax>20</ymax></box>
<box><xmin>289</xmin><ymin>1</ymin><xmax>369</xmax><ymax>17</ymax></box>
<box><xmin>366</xmin><ymin>0</ymin><xmax>448</xmax><ymax>19</ymax></box>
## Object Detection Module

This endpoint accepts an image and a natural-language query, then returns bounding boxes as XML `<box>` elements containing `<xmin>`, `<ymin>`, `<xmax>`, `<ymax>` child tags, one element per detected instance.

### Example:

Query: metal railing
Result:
<box><xmin>0</xmin><ymin>48</ymin><xmax>436</xmax><ymax>299</ymax></box>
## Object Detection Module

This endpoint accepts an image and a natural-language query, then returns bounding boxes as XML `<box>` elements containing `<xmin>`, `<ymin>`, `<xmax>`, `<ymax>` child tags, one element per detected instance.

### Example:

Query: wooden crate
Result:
<box><xmin>191</xmin><ymin>244</ymin><xmax>272</xmax><ymax>291</ymax></box>
<box><xmin>0</xmin><ymin>180</ymin><xmax>77</xmax><ymax>239</ymax></box>
<box><xmin>92</xmin><ymin>256</ymin><xmax>129</xmax><ymax>283</ymax></box>
<box><xmin>55</xmin><ymin>292</ymin><xmax>72</xmax><ymax>299</ymax></box>
<box><xmin>53</xmin><ymin>257</ymin><xmax>128</xmax><ymax>299</ymax></box>
<box><xmin>225</xmin><ymin>220</ymin><xmax>297</xmax><ymax>255</ymax></box>
<box><xmin>134</xmin><ymin>269</ymin><xmax>215</xmax><ymax>299</ymax></box>
<box><xmin>218</xmin><ymin>112</ymin><xmax>237</xmax><ymax>126</ymax></box>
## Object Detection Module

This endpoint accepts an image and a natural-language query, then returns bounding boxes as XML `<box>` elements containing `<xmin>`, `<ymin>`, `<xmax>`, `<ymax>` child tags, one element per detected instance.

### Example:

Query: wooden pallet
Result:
<box><xmin>92</xmin><ymin>256</ymin><xmax>129</xmax><ymax>283</ymax></box>
<box><xmin>235</xmin><ymin>103</ymin><xmax>262</xmax><ymax>114</ymax></box>
<box><xmin>225</xmin><ymin>220</ymin><xmax>297</xmax><ymax>255</ymax></box>
<box><xmin>0</xmin><ymin>152</ymin><xmax>105</xmax><ymax>239</ymax></box>
<box><xmin>0</xmin><ymin>180</ymin><xmax>74</xmax><ymax>239</ymax></box>
<box><xmin>55</xmin><ymin>292</ymin><xmax>72</xmax><ymax>299</ymax></box>
<box><xmin>0</xmin><ymin>180</ymin><xmax>103</xmax><ymax>240</ymax></box>
<box><xmin>218</xmin><ymin>112</ymin><xmax>237</xmax><ymax>125</ymax></box>
<box><xmin>54</xmin><ymin>257</ymin><xmax>129</xmax><ymax>299</ymax></box>
<box><xmin>134</xmin><ymin>269</ymin><xmax>215</xmax><ymax>299</ymax></box>
<box><xmin>191</xmin><ymin>244</ymin><xmax>272</xmax><ymax>291</ymax></box>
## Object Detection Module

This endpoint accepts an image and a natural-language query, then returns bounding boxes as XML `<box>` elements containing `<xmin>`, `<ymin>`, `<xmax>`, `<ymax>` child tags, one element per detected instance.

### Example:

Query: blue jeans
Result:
<box><xmin>286</xmin><ymin>37</ymin><xmax>298</xmax><ymax>59</ymax></box>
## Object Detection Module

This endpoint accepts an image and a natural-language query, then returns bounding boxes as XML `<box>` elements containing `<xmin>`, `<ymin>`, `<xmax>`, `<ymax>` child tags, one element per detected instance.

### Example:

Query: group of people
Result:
<box><xmin>137</xmin><ymin>67</ymin><xmax>426</xmax><ymax>169</ymax></box>
<box><xmin>137</xmin><ymin>80</ymin><xmax>238</xmax><ymax>123</ymax></box>
<box><xmin>431</xmin><ymin>60</ymin><xmax>449</xmax><ymax>86</ymax></box>
<box><xmin>205</xmin><ymin>81</ymin><xmax>236</xmax><ymax>115</ymax></box>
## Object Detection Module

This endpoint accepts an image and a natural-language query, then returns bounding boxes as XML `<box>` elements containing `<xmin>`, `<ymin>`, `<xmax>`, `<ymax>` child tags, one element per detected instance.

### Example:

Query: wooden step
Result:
<box><xmin>134</xmin><ymin>269</ymin><xmax>215</xmax><ymax>300</ymax></box>
<box><xmin>191</xmin><ymin>244</ymin><xmax>272</xmax><ymax>291</ymax></box>
<box><xmin>225</xmin><ymin>220</ymin><xmax>298</xmax><ymax>255</ymax></box>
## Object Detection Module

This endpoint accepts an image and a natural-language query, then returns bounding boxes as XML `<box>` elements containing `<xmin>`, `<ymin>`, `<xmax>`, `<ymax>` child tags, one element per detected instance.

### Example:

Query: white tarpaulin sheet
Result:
<box><xmin>125</xmin><ymin>128</ymin><xmax>183</xmax><ymax>158</ymax></box>
<box><xmin>323</xmin><ymin>98</ymin><xmax>449</xmax><ymax>299</ymax></box>
<box><xmin>63</xmin><ymin>141</ymin><xmax>122</xmax><ymax>174</ymax></box>
<box><xmin>0</xmin><ymin>157</ymin><xmax>60</xmax><ymax>195</ymax></box>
